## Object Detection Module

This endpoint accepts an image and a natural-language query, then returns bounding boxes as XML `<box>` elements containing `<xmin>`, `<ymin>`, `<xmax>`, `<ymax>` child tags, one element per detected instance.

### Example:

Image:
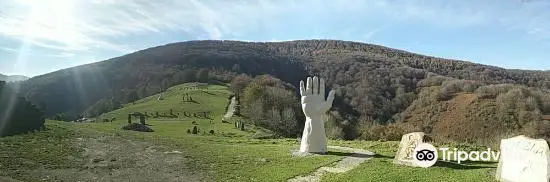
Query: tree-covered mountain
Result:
<box><xmin>11</xmin><ymin>40</ymin><xmax>550</xmax><ymax>143</ymax></box>
<box><xmin>0</xmin><ymin>74</ymin><xmax>29</xmax><ymax>82</ymax></box>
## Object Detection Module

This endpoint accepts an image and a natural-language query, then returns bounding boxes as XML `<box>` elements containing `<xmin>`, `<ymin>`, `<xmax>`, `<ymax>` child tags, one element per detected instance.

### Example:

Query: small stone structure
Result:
<box><xmin>496</xmin><ymin>135</ymin><xmax>550</xmax><ymax>182</ymax></box>
<box><xmin>127</xmin><ymin>112</ymin><xmax>147</xmax><ymax>125</ymax></box>
<box><xmin>393</xmin><ymin>132</ymin><xmax>426</xmax><ymax>167</ymax></box>
<box><xmin>182</xmin><ymin>93</ymin><xmax>193</xmax><ymax>102</ymax></box>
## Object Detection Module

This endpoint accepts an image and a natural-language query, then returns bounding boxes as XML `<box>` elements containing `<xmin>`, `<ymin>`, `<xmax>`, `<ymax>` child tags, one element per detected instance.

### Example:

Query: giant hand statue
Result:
<box><xmin>299</xmin><ymin>76</ymin><xmax>336</xmax><ymax>153</ymax></box>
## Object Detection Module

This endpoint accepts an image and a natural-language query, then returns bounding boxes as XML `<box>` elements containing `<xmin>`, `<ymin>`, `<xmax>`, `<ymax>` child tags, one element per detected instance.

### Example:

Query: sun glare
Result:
<box><xmin>18</xmin><ymin>0</ymin><xmax>77</xmax><ymax>44</ymax></box>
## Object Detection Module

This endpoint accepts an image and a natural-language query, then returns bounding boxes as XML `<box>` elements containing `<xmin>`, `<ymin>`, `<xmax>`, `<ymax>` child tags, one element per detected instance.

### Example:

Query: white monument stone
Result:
<box><xmin>496</xmin><ymin>135</ymin><xmax>550</xmax><ymax>182</ymax></box>
<box><xmin>393</xmin><ymin>132</ymin><xmax>426</xmax><ymax>167</ymax></box>
<box><xmin>299</xmin><ymin>76</ymin><xmax>336</xmax><ymax>153</ymax></box>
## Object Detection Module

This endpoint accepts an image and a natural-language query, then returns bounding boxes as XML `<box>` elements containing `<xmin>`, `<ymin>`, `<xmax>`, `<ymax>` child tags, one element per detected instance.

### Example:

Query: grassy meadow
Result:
<box><xmin>0</xmin><ymin>83</ymin><xmax>499</xmax><ymax>182</ymax></box>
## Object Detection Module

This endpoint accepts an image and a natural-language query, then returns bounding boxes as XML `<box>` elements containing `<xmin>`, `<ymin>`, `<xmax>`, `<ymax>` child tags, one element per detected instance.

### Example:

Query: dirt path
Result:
<box><xmin>29</xmin><ymin>134</ymin><xmax>206</xmax><ymax>182</ymax></box>
<box><xmin>288</xmin><ymin>146</ymin><xmax>375</xmax><ymax>182</ymax></box>
<box><xmin>223</xmin><ymin>96</ymin><xmax>237</xmax><ymax>120</ymax></box>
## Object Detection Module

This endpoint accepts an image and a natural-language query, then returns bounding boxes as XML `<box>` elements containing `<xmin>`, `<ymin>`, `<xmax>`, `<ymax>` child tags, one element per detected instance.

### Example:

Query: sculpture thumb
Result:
<box><xmin>320</xmin><ymin>90</ymin><xmax>336</xmax><ymax>112</ymax></box>
<box><xmin>326</xmin><ymin>90</ymin><xmax>336</xmax><ymax>104</ymax></box>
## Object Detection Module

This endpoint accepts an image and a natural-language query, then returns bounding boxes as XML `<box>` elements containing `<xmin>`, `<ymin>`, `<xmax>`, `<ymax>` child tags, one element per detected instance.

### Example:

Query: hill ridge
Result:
<box><xmin>9</xmin><ymin>39</ymin><xmax>550</xmax><ymax>145</ymax></box>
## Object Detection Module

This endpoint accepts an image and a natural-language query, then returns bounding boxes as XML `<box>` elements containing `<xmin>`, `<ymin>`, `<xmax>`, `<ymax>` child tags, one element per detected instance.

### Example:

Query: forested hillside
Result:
<box><xmin>11</xmin><ymin>40</ymin><xmax>550</xmax><ymax>144</ymax></box>
<box><xmin>0</xmin><ymin>81</ymin><xmax>45</xmax><ymax>136</ymax></box>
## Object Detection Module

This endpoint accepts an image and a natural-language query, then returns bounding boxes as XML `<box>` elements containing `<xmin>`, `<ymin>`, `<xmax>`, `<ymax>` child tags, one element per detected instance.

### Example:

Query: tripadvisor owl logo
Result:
<box><xmin>412</xmin><ymin>143</ymin><xmax>500</xmax><ymax>168</ymax></box>
<box><xmin>413</xmin><ymin>143</ymin><xmax>438</xmax><ymax>168</ymax></box>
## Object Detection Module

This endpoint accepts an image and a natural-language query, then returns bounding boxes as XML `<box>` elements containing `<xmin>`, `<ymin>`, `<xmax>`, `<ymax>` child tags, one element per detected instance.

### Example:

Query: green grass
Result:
<box><xmin>0</xmin><ymin>121</ymin><xmax>90</xmax><ymax>181</ymax></box>
<box><xmin>73</xmin><ymin>83</ymin><xmax>343</xmax><ymax>181</ymax></box>
<box><xmin>1</xmin><ymin>82</ymin><xmax>500</xmax><ymax>181</ymax></box>
<box><xmin>322</xmin><ymin>140</ymin><xmax>498</xmax><ymax>182</ymax></box>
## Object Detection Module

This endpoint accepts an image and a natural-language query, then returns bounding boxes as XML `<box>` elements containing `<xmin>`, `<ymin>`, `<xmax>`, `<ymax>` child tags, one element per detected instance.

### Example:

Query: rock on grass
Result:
<box><xmin>122</xmin><ymin>123</ymin><xmax>154</xmax><ymax>132</ymax></box>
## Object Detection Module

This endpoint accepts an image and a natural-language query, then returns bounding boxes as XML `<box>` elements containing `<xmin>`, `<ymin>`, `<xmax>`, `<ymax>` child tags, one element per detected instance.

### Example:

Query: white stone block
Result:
<box><xmin>496</xmin><ymin>135</ymin><xmax>550</xmax><ymax>182</ymax></box>
<box><xmin>393</xmin><ymin>132</ymin><xmax>426</xmax><ymax>167</ymax></box>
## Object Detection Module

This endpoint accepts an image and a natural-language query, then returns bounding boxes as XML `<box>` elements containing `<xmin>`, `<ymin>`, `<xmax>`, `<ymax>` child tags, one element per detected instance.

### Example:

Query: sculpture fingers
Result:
<box><xmin>319</xmin><ymin>78</ymin><xmax>325</xmax><ymax>97</ymax></box>
<box><xmin>306</xmin><ymin>77</ymin><xmax>313</xmax><ymax>94</ymax></box>
<box><xmin>299</xmin><ymin>80</ymin><xmax>306</xmax><ymax>96</ymax></box>
<box><xmin>312</xmin><ymin>76</ymin><xmax>319</xmax><ymax>95</ymax></box>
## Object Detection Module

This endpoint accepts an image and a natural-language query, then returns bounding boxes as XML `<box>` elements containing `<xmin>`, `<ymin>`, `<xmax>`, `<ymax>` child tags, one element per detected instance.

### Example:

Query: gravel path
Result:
<box><xmin>288</xmin><ymin>146</ymin><xmax>375</xmax><ymax>182</ymax></box>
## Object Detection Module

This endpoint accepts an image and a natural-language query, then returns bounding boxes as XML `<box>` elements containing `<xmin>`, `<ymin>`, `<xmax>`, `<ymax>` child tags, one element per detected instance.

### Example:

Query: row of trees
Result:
<box><xmin>231</xmin><ymin>74</ymin><xmax>303</xmax><ymax>137</ymax></box>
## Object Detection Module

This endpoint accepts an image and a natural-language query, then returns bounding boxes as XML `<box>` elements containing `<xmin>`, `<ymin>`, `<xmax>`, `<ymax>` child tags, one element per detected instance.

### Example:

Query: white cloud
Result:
<box><xmin>0</xmin><ymin>0</ymin><xmax>549</xmax><ymax>57</ymax></box>
<box><xmin>46</xmin><ymin>52</ymin><xmax>76</xmax><ymax>58</ymax></box>
<box><xmin>0</xmin><ymin>47</ymin><xmax>18</xmax><ymax>54</ymax></box>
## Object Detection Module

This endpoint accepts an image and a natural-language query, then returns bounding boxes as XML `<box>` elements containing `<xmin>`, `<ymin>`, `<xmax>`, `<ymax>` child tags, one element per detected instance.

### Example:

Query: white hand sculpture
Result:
<box><xmin>299</xmin><ymin>76</ymin><xmax>336</xmax><ymax>153</ymax></box>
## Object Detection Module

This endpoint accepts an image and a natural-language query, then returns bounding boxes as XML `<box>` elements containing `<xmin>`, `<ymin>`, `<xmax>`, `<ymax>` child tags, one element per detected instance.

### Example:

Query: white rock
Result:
<box><xmin>496</xmin><ymin>135</ymin><xmax>550</xmax><ymax>182</ymax></box>
<box><xmin>164</xmin><ymin>150</ymin><xmax>183</xmax><ymax>154</ymax></box>
<box><xmin>393</xmin><ymin>132</ymin><xmax>426</xmax><ymax>167</ymax></box>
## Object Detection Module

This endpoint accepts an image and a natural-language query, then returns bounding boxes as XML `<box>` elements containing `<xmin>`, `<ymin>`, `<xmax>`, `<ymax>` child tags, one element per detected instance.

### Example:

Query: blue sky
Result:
<box><xmin>1</xmin><ymin>0</ymin><xmax>550</xmax><ymax>77</ymax></box>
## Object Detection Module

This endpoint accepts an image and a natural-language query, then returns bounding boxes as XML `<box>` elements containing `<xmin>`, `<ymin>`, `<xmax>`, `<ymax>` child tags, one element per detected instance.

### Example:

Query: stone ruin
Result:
<box><xmin>182</xmin><ymin>93</ymin><xmax>193</xmax><ymax>102</ymax></box>
<box><xmin>234</xmin><ymin>121</ymin><xmax>245</xmax><ymax>131</ymax></box>
<box><xmin>393</xmin><ymin>132</ymin><xmax>429</xmax><ymax>167</ymax></box>
<box><xmin>127</xmin><ymin>112</ymin><xmax>147</xmax><ymax>125</ymax></box>
<box><xmin>496</xmin><ymin>135</ymin><xmax>550</xmax><ymax>182</ymax></box>
<box><xmin>122</xmin><ymin>123</ymin><xmax>154</xmax><ymax>132</ymax></box>
<box><xmin>122</xmin><ymin>112</ymin><xmax>153</xmax><ymax>132</ymax></box>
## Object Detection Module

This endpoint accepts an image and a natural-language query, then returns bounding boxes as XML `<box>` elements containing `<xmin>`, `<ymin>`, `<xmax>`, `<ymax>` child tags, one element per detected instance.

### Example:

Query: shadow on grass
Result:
<box><xmin>324</xmin><ymin>151</ymin><xmax>376</xmax><ymax>159</ymax></box>
<box><xmin>201</xmin><ymin>90</ymin><xmax>215</xmax><ymax>95</ymax></box>
<box><xmin>433</xmin><ymin>161</ymin><xmax>496</xmax><ymax>170</ymax></box>
<box><xmin>372</xmin><ymin>154</ymin><xmax>393</xmax><ymax>159</ymax></box>
<box><xmin>183</xmin><ymin>100</ymin><xmax>200</xmax><ymax>104</ymax></box>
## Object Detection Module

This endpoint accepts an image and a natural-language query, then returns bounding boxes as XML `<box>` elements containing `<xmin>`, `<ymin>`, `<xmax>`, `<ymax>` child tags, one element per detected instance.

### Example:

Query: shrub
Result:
<box><xmin>417</xmin><ymin>75</ymin><xmax>452</xmax><ymax>87</ymax></box>
<box><xmin>358</xmin><ymin>123</ymin><xmax>405</xmax><ymax>141</ymax></box>
<box><xmin>524</xmin><ymin>120</ymin><xmax>550</xmax><ymax>142</ymax></box>
<box><xmin>475</xmin><ymin>84</ymin><xmax>517</xmax><ymax>99</ymax></box>
<box><xmin>439</xmin><ymin>79</ymin><xmax>483</xmax><ymax>100</ymax></box>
